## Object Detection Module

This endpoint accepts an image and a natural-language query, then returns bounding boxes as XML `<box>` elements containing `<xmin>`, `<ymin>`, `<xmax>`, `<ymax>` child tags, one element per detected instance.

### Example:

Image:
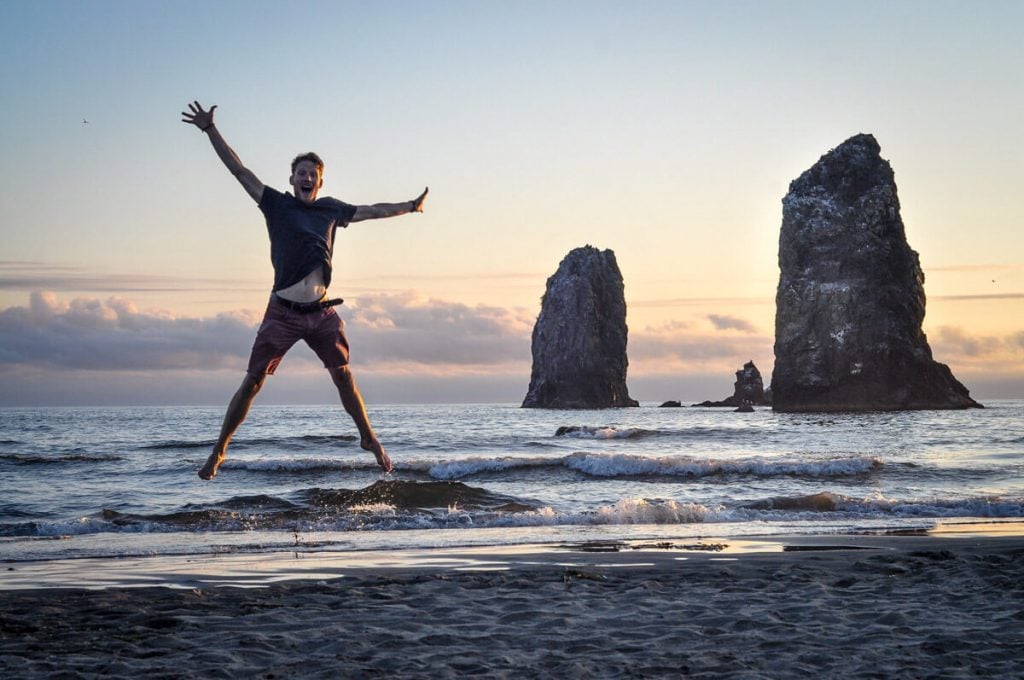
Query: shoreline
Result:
<box><xmin>3</xmin><ymin>520</ymin><xmax>1024</xmax><ymax>591</ymax></box>
<box><xmin>3</xmin><ymin>528</ymin><xmax>1023</xmax><ymax>677</ymax></box>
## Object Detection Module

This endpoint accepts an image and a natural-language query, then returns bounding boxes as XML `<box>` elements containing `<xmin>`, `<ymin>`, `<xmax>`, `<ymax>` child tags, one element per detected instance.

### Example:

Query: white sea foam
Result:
<box><xmin>29</xmin><ymin>516</ymin><xmax>169</xmax><ymax>537</ymax></box>
<box><xmin>555</xmin><ymin>426</ymin><xmax>653</xmax><ymax>439</ymax></box>
<box><xmin>347</xmin><ymin>503</ymin><xmax>397</xmax><ymax>515</ymax></box>
<box><xmin>833</xmin><ymin>494</ymin><xmax>1024</xmax><ymax>518</ymax></box>
<box><xmin>9</xmin><ymin>494</ymin><xmax>1024</xmax><ymax>539</ymax></box>
<box><xmin>230</xmin><ymin>457</ymin><xmax>373</xmax><ymax>472</ymax></box>
<box><xmin>415</xmin><ymin>456</ymin><xmax>557</xmax><ymax>480</ymax></box>
<box><xmin>592</xmin><ymin>498</ymin><xmax>715</xmax><ymax>525</ymax></box>
<box><xmin>401</xmin><ymin>453</ymin><xmax>884</xmax><ymax>481</ymax></box>
<box><xmin>563</xmin><ymin>452</ymin><xmax>883</xmax><ymax>478</ymax></box>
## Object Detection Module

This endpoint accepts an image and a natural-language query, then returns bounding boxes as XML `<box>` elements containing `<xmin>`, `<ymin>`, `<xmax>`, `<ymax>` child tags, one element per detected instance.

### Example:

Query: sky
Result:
<box><xmin>1</xmin><ymin>0</ymin><xmax>1022</xmax><ymax>406</ymax></box>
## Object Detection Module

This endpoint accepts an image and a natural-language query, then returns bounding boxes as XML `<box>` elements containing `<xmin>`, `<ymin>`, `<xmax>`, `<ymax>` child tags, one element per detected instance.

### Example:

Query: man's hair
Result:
<box><xmin>291</xmin><ymin>152</ymin><xmax>324</xmax><ymax>175</ymax></box>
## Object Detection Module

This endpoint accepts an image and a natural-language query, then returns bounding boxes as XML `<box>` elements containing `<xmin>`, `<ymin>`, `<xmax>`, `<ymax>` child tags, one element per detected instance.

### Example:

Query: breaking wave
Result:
<box><xmin>223</xmin><ymin>453</ymin><xmax>885</xmax><ymax>481</ymax></box>
<box><xmin>5</xmin><ymin>480</ymin><xmax>1020</xmax><ymax>538</ymax></box>
<box><xmin>561</xmin><ymin>453</ymin><xmax>883</xmax><ymax>478</ymax></box>
<box><xmin>555</xmin><ymin>426</ymin><xmax>658</xmax><ymax>439</ymax></box>
<box><xmin>737</xmin><ymin>492</ymin><xmax>1024</xmax><ymax>520</ymax></box>
<box><xmin>0</xmin><ymin>451</ymin><xmax>123</xmax><ymax>464</ymax></box>
<box><xmin>402</xmin><ymin>452</ymin><xmax>884</xmax><ymax>480</ymax></box>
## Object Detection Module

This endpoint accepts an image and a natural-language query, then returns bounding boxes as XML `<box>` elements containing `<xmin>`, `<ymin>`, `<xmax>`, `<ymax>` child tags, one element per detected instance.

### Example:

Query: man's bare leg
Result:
<box><xmin>328</xmin><ymin>365</ymin><xmax>393</xmax><ymax>473</ymax></box>
<box><xmin>199</xmin><ymin>372</ymin><xmax>266</xmax><ymax>480</ymax></box>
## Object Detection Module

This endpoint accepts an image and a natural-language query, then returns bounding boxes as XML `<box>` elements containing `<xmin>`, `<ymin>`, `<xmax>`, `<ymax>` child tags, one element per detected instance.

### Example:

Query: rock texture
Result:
<box><xmin>771</xmin><ymin>134</ymin><xmax>981</xmax><ymax>412</ymax></box>
<box><xmin>523</xmin><ymin>246</ymin><xmax>639</xmax><ymax>409</ymax></box>
<box><xmin>692</xmin><ymin>361</ymin><xmax>770</xmax><ymax>408</ymax></box>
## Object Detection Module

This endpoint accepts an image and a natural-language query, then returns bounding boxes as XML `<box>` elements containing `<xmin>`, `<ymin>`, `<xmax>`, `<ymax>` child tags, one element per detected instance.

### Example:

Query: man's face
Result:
<box><xmin>290</xmin><ymin>160</ymin><xmax>323</xmax><ymax>203</ymax></box>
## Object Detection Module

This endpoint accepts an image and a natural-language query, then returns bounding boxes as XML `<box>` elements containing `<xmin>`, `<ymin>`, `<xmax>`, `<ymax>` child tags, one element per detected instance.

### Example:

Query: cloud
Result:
<box><xmin>642</xmin><ymin>320</ymin><xmax>692</xmax><ymax>334</ymax></box>
<box><xmin>929</xmin><ymin>326</ymin><xmax>1020</xmax><ymax>359</ymax></box>
<box><xmin>346</xmin><ymin>293</ymin><xmax>533</xmax><ymax>370</ymax></box>
<box><xmin>706</xmin><ymin>314</ymin><xmax>758</xmax><ymax>333</ymax></box>
<box><xmin>0</xmin><ymin>292</ymin><xmax>259</xmax><ymax>371</ymax></box>
<box><xmin>923</xmin><ymin>327</ymin><xmax>1024</xmax><ymax>399</ymax></box>
<box><xmin>0</xmin><ymin>291</ymin><xmax>534</xmax><ymax>375</ymax></box>
<box><xmin>627</xmin><ymin>323</ymin><xmax>774</xmax><ymax>381</ymax></box>
<box><xmin>629</xmin><ymin>332</ymin><xmax>770</xmax><ymax>363</ymax></box>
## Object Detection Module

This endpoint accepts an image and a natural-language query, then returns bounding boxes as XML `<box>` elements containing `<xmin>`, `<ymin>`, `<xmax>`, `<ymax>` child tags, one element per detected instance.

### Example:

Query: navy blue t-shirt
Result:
<box><xmin>258</xmin><ymin>187</ymin><xmax>358</xmax><ymax>292</ymax></box>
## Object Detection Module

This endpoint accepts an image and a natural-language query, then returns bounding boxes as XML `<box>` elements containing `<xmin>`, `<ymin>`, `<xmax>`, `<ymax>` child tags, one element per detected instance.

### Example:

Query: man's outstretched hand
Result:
<box><xmin>412</xmin><ymin>187</ymin><xmax>429</xmax><ymax>213</ymax></box>
<box><xmin>181</xmin><ymin>101</ymin><xmax>216</xmax><ymax>132</ymax></box>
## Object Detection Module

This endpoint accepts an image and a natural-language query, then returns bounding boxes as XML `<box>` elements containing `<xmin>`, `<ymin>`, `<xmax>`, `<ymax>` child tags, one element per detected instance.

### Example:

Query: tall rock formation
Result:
<box><xmin>523</xmin><ymin>246</ymin><xmax>639</xmax><ymax>409</ymax></box>
<box><xmin>771</xmin><ymin>134</ymin><xmax>981</xmax><ymax>412</ymax></box>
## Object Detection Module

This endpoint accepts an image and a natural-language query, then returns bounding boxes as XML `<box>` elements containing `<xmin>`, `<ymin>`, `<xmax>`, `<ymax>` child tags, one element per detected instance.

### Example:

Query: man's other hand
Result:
<box><xmin>181</xmin><ymin>101</ymin><xmax>217</xmax><ymax>132</ymax></box>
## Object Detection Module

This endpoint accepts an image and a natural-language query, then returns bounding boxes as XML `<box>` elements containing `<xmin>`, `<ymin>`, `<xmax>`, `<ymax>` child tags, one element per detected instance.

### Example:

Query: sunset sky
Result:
<box><xmin>1</xmin><ymin>0</ymin><xmax>1021</xmax><ymax>406</ymax></box>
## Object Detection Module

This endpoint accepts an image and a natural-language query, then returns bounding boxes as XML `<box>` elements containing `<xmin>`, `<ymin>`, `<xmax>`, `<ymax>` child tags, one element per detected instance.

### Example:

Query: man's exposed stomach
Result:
<box><xmin>275</xmin><ymin>268</ymin><xmax>327</xmax><ymax>303</ymax></box>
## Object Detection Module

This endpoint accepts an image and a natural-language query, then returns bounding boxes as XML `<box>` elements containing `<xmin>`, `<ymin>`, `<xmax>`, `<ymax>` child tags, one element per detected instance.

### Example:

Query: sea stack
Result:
<box><xmin>771</xmin><ymin>134</ymin><xmax>981</xmax><ymax>412</ymax></box>
<box><xmin>522</xmin><ymin>246</ymin><xmax>639</xmax><ymax>409</ymax></box>
<box><xmin>693</xmin><ymin>361</ymin><xmax>769</xmax><ymax>407</ymax></box>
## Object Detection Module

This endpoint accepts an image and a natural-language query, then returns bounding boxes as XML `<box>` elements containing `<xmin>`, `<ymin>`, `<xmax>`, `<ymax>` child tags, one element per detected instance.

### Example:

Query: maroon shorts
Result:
<box><xmin>246</xmin><ymin>296</ymin><xmax>350</xmax><ymax>376</ymax></box>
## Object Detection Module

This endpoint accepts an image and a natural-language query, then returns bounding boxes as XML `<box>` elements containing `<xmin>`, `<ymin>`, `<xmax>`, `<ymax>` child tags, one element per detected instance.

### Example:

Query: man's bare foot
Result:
<box><xmin>361</xmin><ymin>436</ymin><xmax>393</xmax><ymax>473</ymax></box>
<box><xmin>198</xmin><ymin>451</ymin><xmax>225</xmax><ymax>480</ymax></box>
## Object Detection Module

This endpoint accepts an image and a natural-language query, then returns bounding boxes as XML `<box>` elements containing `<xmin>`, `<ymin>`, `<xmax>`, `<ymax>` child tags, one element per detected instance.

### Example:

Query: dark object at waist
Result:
<box><xmin>273</xmin><ymin>294</ymin><xmax>344</xmax><ymax>313</ymax></box>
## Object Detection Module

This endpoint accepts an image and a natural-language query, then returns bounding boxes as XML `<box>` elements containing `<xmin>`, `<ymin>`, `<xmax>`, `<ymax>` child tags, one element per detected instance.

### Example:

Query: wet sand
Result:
<box><xmin>2</xmin><ymin>528</ymin><xmax>1024</xmax><ymax>678</ymax></box>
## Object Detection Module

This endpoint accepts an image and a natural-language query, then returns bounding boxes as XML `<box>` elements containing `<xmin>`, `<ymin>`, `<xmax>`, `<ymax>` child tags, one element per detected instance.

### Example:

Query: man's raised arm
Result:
<box><xmin>181</xmin><ymin>101</ymin><xmax>264</xmax><ymax>203</ymax></box>
<box><xmin>351</xmin><ymin>187</ymin><xmax>429</xmax><ymax>222</ymax></box>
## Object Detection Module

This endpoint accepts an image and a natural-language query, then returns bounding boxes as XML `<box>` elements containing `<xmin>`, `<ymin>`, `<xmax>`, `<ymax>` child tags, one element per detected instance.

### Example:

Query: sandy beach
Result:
<box><xmin>3</xmin><ymin>528</ymin><xmax>1024</xmax><ymax>678</ymax></box>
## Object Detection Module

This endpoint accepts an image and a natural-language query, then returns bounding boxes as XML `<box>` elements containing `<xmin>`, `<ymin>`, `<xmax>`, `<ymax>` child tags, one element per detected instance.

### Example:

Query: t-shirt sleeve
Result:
<box><xmin>338</xmin><ymin>202</ymin><xmax>357</xmax><ymax>225</ymax></box>
<box><xmin>321</xmin><ymin>197</ymin><xmax>357</xmax><ymax>226</ymax></box>
<box><xmin>258</xmin><ymin>185</ymin><xmax>282</xmax><ymax>214</ymax></box>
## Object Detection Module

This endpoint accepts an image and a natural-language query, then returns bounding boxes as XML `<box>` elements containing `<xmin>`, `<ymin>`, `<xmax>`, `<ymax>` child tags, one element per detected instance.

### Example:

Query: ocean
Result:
<box><xmin>1</xmin><ymin>401</ymin><xmax>1022</xmax><ymax>564</ymax></box>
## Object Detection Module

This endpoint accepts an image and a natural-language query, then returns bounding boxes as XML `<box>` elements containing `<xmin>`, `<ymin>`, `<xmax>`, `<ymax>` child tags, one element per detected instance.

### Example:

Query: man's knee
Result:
<box><xmin>240</xmin><ymin>372</ymin><xmax>267</xmax><ymax>397</ymax></box>
<box><xmin>328</xmin><ymin>365</ymin><xmax>352</xmax><ymax>383</ymax></box>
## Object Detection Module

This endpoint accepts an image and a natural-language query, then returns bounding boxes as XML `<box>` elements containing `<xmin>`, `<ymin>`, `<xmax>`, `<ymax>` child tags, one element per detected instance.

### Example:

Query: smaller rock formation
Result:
<box><xmin>522</xmin><ymin>246</ymin><xmax>639</xmax><ymax>409</ymax></box>
<box><xmin>659</xmin><ymin>400</ymin><xmax>683</xmax><ymax>408</ymax></box>
<box><xmin>692</xmin><ymin>361</ymin><xmax>769</xmax><ymax>408</ymax></box>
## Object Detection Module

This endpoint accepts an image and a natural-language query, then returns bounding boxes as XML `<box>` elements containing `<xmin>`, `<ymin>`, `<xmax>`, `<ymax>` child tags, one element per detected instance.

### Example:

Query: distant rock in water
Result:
<box><xmin>692</xmin><ymin>361</ymin><xmax>769</xmax><ymax>408</ymax></box>
<box><xmin>733</xmin><ymin>361</ymin><xmax>769</xmax><ymax>405</ymax></box>
<box><xmin>659</xmin><ymin>400</ymin><xmax>683</xmax><ymax>408</ymax></box>
<box><xmin>523</xmin><ymin>246</ymin><xmax>639</xmax><ymax>409</ymax></box>
<box><xmin>771</xmin><ymin>134</ymin><xmax>981</xmax><ymax>412</ymax></box>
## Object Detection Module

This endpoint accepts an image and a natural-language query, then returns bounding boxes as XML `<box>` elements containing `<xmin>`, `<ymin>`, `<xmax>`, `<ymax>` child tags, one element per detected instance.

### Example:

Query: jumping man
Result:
<box><xmin>182</xmin><ymin>100</ymin><xmax>427</xmax><ymax>480</ymax></box>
